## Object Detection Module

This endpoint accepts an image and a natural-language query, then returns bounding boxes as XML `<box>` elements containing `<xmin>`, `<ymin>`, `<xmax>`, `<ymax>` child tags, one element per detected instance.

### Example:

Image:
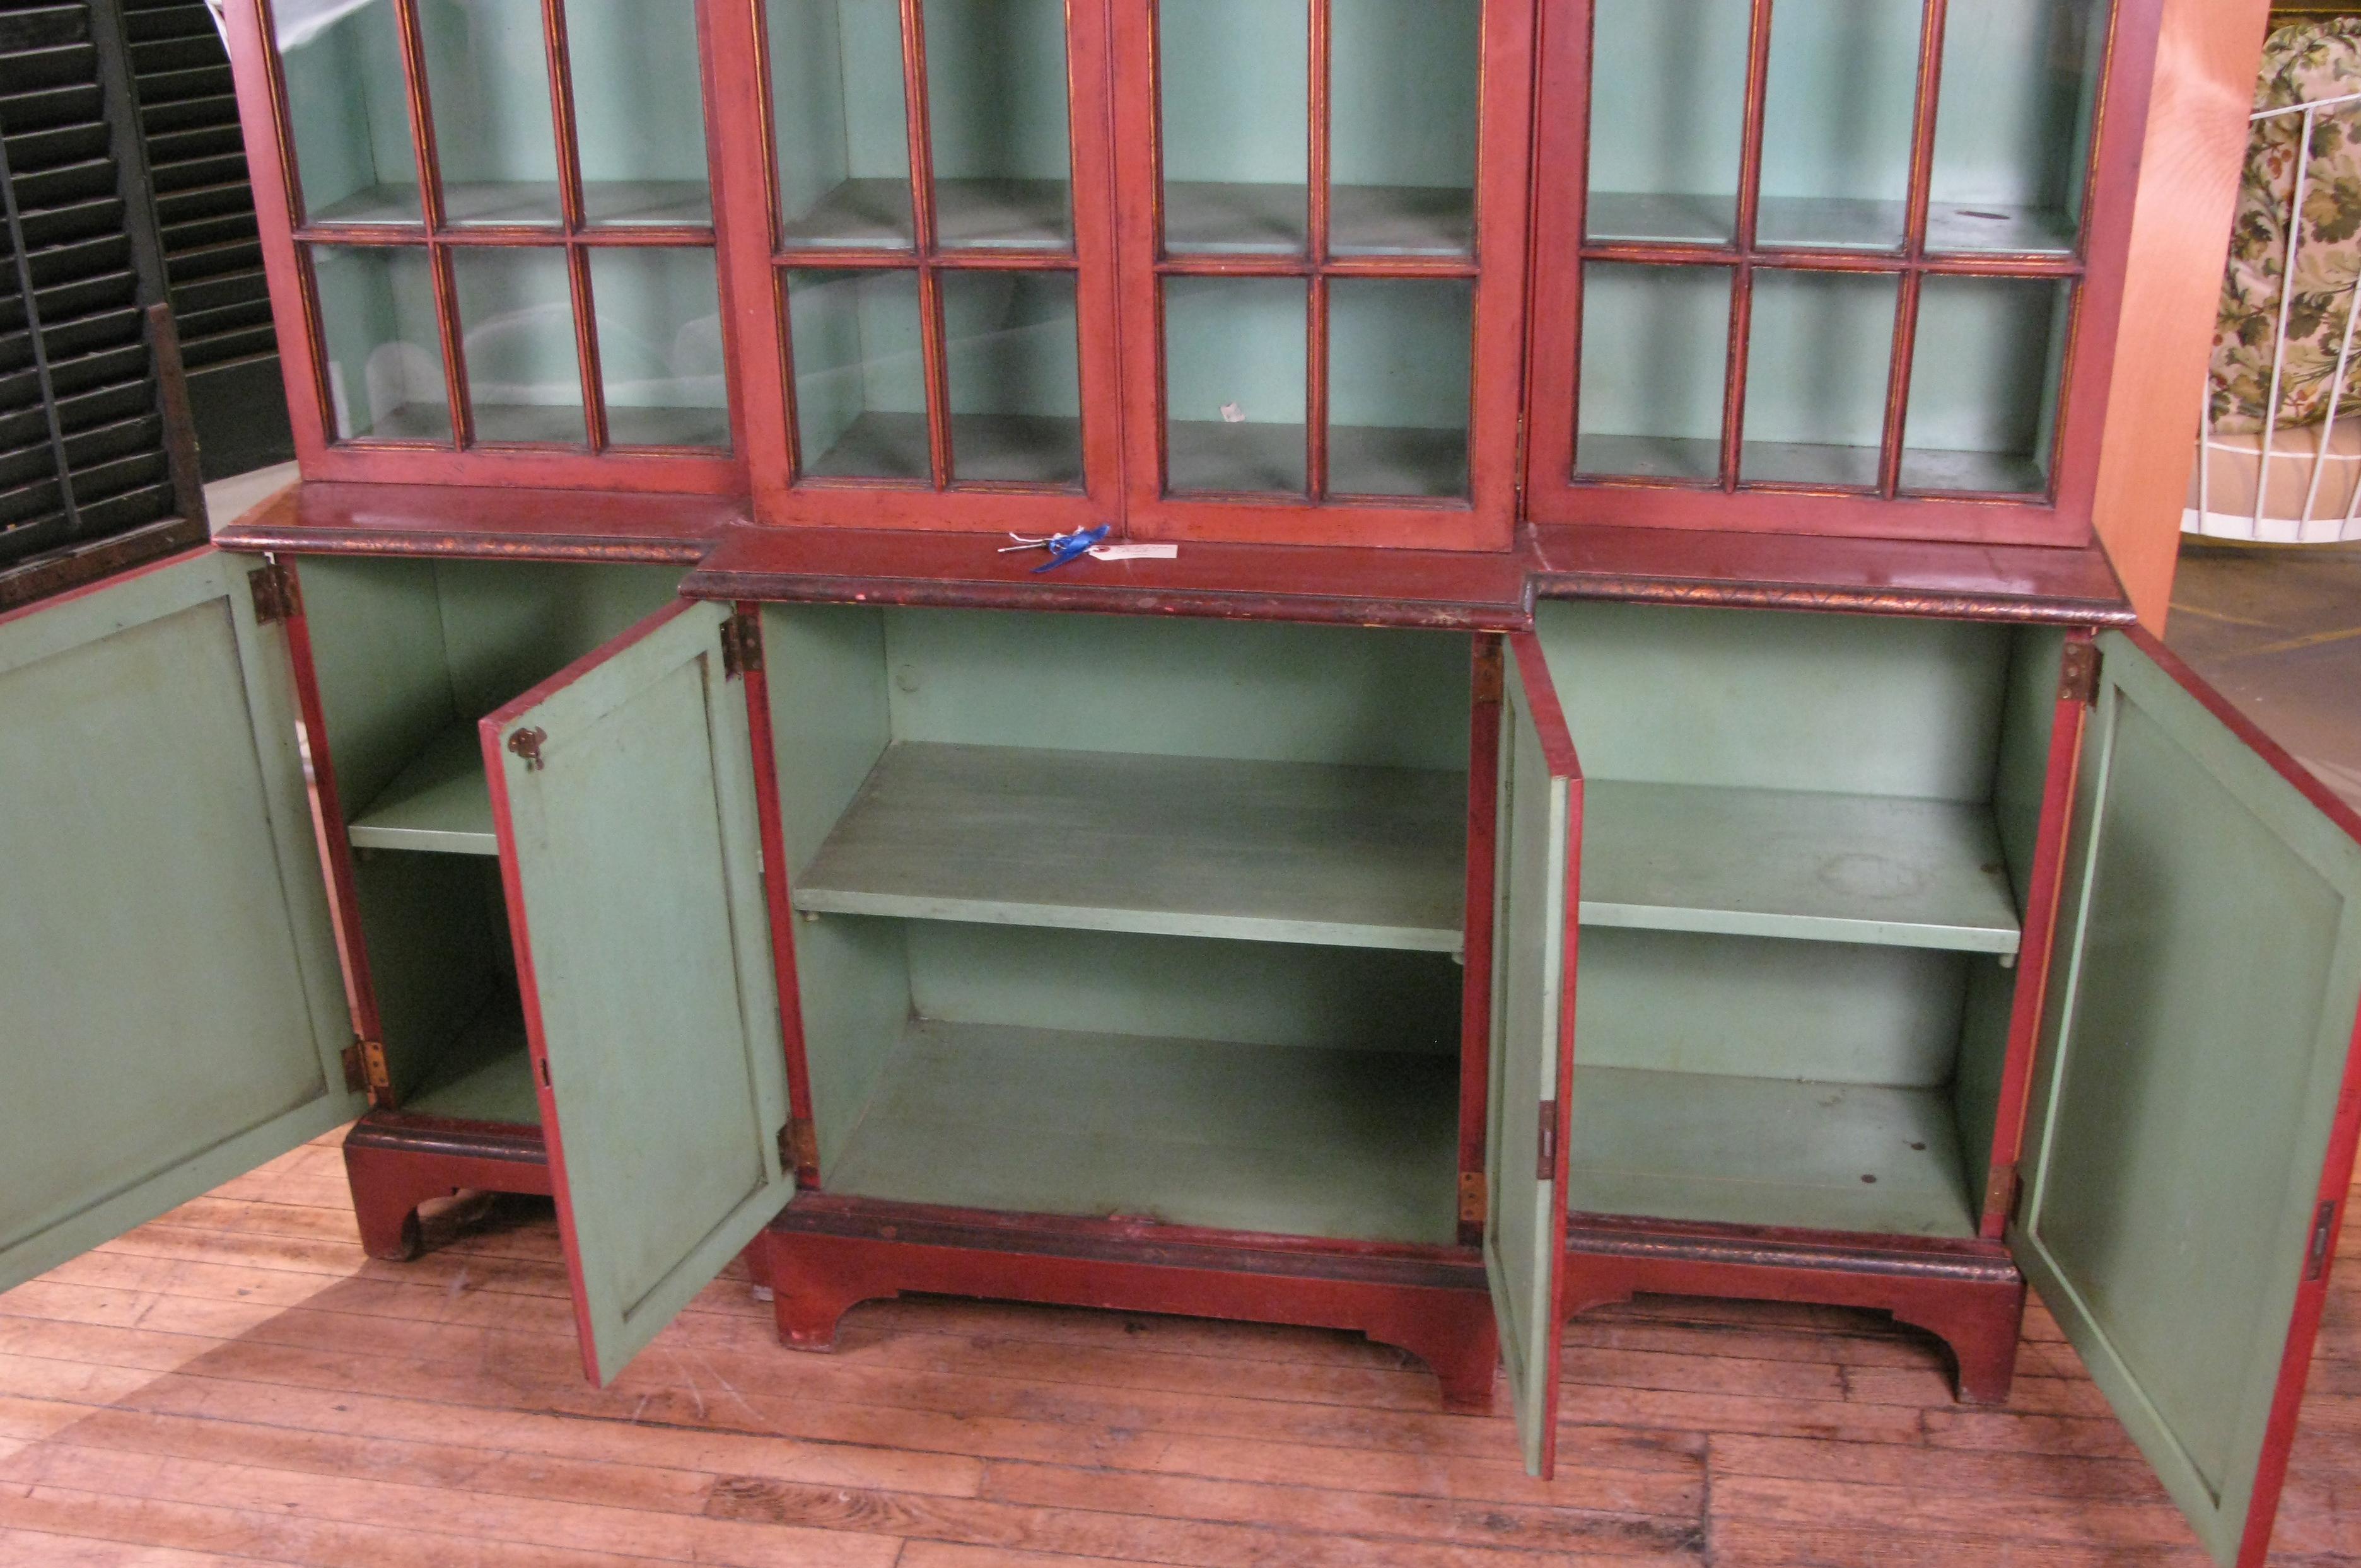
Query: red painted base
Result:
<box><xmin>1564</xmin><ymin>1216</ymin><xmax>2026</xmax><ymax>1405</ymax></box>
<box><xmin>761</xmin><ymin>1195</ymin><xmax>1502</xmax><ymax>1415</ymax></box>
<box><xmin>342</xmin><ymin>1115</ymin><xmax>551</xmax><ymax>1261</ymax></box>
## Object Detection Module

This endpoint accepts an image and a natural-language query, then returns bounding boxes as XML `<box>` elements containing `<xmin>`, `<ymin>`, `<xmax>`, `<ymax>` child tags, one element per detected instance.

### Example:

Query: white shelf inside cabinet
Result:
<box><xmin>347</xmin><ymin>723</ymin><xmax>496</xmax><ymax>857</ymax></box>
<box><xmin>1580</xmin><ymin>780</ymin><xmax>2022</xmax><ymax>954</ymax></box>
<box><xmin>793</xmin><ymin>741</ymin><xmax>1467</xmax><ymax>951</ymax></box>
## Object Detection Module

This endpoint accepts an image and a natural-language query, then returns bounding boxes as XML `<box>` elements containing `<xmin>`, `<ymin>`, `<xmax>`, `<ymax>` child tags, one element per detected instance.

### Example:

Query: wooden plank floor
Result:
<box><xmin>1</xmin><ymin>1132</ymin><xmax>2356</xmax><ymax>1566</ymax></box>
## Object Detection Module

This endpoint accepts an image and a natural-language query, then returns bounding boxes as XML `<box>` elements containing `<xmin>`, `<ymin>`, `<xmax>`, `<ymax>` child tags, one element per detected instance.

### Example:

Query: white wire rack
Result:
<box><xmin>2189</xmin><ymin>87</ymin><xmax>2361</xmax><ymax>545</ymax></box>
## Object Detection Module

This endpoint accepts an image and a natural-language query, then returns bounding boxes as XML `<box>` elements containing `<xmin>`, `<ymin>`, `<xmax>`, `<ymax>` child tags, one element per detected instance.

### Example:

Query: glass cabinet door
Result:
<box><xmin>251</xmin><ymin>0</ymin><xmax>737</xmax><ymax>482</ymax></box>
<box><xmin>737</xmin><ymin>0</ymin><xmax>1120</xmax><ymax>531</ymax></box>
<box><xmin>1526</xmin><ymin>0</ymin><xmax>2139</xmax><ymax>545</ymax></box>
<box><xmin>1111</xmin><ymin>0</ymin><xmax>1531</xmax><ymax>549</ymax></box>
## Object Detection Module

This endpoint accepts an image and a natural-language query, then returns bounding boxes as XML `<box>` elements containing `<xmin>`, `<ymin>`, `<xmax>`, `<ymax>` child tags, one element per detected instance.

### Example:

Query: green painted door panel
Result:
<box><xmin>1487</xmin><ymin>637</ymin><xmax>1579</xmax><ymax>1476</ymax></box>
<box><xmin>2016</xmin><ymin>629</ymin><xmax>2361</xmax><ymax>1568</ymax></box>
<box><xmin>0</xmin><ymin>550</ymin><xmax>358</xmax><ymax>1291</ymax></box>
<box><xmin>487</xmin><ymin>601</ymin><xmax>791</xmax><ymax>1386</ymax></box>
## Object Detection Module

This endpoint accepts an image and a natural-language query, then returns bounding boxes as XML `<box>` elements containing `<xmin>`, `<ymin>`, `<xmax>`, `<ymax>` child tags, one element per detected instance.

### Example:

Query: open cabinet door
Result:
<box><xmin>485</xmin><ymin>599</ymin><xmax>792</xmax><ymax>1385</ymax></box>
<box><xmin>1487</xmin><ymin>632</ymin><xmax>1582</xmax><ymax>1475</ymax></box>
<box><xmin>2015</xmin><ymin>627</ymin><xmax>2361</xmax><ymax>1568</ymax></box>
<box><xmin>0</xmin><ymin>550</ymin><xmax>359</xmax><ymax>1289</ymax></box>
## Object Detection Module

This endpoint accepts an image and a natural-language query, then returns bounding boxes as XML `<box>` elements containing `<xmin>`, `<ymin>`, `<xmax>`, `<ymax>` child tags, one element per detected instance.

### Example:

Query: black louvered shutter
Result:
<box><xmin>1</xmin><ymin>0</ymin><xmax>207</xmax><ymax>611</ymax></box>
<box><xmin>123</xmin><ymin>0</ymin><xmax>288</xmax><ymax>479</ymax></box>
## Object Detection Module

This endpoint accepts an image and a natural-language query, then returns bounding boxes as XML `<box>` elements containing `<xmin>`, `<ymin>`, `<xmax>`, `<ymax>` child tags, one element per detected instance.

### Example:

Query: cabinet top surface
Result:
<box><xmin>200</xmin><ymin>482</ymin><xmax>2134</xmax><ymax>630</ymax></box>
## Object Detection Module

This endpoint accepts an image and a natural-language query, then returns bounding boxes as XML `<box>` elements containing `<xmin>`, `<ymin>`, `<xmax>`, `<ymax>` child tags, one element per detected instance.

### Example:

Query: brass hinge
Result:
<box><xmin>247</xmin><ymin>562</ymin><xmax>300</xmax><ymax>624</ymax></box>
<box><xmin>1458</xmin><ymin>1171</ymin><xmax>1488</xmax><ymax>1228</ymax></box>
<box><xmin>1471</xmin><ymin>641</ymin><xmax>1505</xmax><ymax>705</ymax></box>
<box><xmin>778</xmin><ymin>1118</ymin><xmax>817</xmax><ymax>1174</ymax></box>
<box><xmin>721</xmin><ymin>612</ymin><xmax>763</xmax><ymax>678</ymax></box>
<box><xmin>2059</xmin><ymin>640</ymin><xmax>2101</xmax><ymax>706</ymax></box>
<box><xmin>2308</xmin><ymin>1200</ymin><xmax>2339</xmax><ymax>1281</ymax></box>
<box><xmin>342</xmin><ymin>1038</ymin><xmax>392</xmax><ymax>1103</ymax></box>
<box><xmin>1536</xmin><ymin>1099</ymin><xmax>1559</xmax><ymax>1180</ymax></box>
<box><xmin>508</xmin><ymin>726</ymin><xmax>548</xmax><ymax>771</ymax></box>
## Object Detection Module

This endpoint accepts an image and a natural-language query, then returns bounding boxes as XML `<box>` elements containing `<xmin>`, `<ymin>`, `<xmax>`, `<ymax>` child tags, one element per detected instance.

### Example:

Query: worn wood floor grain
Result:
<box><xmin>0</xmin><ymin>1132</ymin><xmax>2353</xmax><ymax>1565</ymax></box>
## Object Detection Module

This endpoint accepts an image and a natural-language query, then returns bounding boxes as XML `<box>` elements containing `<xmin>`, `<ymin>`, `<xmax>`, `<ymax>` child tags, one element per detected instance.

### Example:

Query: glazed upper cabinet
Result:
<box><xmin>713</xmin><ymin>0</ymin><xmax>1125</xmax><ymax>534</ymax></box>
<box><xmin>228</xmin><ymin>0</ymin><xmax>743</xmax><ymax>491</ymax></box>
<box><xmin>1524</xmin><ymin>0</ymin><xmax>2161</xmax><ymax>544</ymax></box>
<box><xmin>1102</xmin><ymin>0</ymin><xmax>1534</xmax><ymax>549</ymax></box>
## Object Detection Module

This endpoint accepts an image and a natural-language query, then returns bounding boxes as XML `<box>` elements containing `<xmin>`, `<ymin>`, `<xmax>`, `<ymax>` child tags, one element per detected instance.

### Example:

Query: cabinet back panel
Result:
<box><xmin>1994</xmin><ymin>627</ymin><xmax>2068</xmax><ymax>909</ymax></box>
<box><xmin>921</xmin><ymin>0</ymin><xmax>1072</xmax><ymax>182</ymax></box>
<box><xmin>351</xmin><ymin>851</ymin><xmax>514</xmax><ymax>1103</ymax></box>
<box><xmin>275</xmin><ymin>0</ymin><xmax>419</xmax><ymax>218</ymax></box>
<box><xmin>416</xmin><ymin>0</ymin><xmax>560</xmax><ymax>192</ymax></box>
<box><xmin>1950</xmin><ymin>948</ymin><xmax>2020</xmax><ymax>1226</ymax></box>
<box><xmin>1535</xmin><ymin>601</ymin><xmax>2010</xmax><ymax>799</ymax></box>
<box><xmin>298</xmin><ymin>556</ymin><xmax>455</xmax><ymax>819</ymax></box>
<box><xmin>1328</xmin><ymin>0</ymin><xmax>1480</xmax><ymax>192</ymax></box>
<box><xmin>794</xmin><ymin>915</ymin><xmax>914</xmax><ymax>1180</ymax></box>
<box><xmin>1157</xmin><ymin>0</ymin><xmax>1309</xmax><ymax>187</ymax></box>
<box><xmin>431</xmin><ymin>561</ymin><xmax>684</xmax><ymax>721</ymax></box>
<box><xmin>761</xmin><ymin>604</ymin><xmax>892</xmax><ymax>875</ymax></box>
<box><xmin>879</xmin><ymin>609</ymin><xmax>1470</xmax><ymax>769</ymax></box>
<box><xmin>1586</xmin><ymin>0</ymin><xmax>1747</xmax><ymax>207</ymax></box>
<box><xmin>1573</xmin><ymin>927</ymin><xmax>1970</xmax><ymax>1088</ymax></box>
<box><xmin>904</xmin><ymin>922</ymin><xmax>1460</xmax><ymax>1055</ymax></box>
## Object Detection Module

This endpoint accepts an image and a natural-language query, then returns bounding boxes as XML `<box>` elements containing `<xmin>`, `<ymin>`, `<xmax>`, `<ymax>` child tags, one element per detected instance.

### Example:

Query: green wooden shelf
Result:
<box><xmin>347</xmin><ymin>723</ymin><xmax>497</xmax><ymax>857</ymax></box>
<box><xmin>400</xmin><ymin>1002</ymin><xmax>540</xmax><ymax>1127</ymax></box>
<box><xmin>793</xmin><ymin>741</ymin><xmax>1467</xmax><ymax>951</ymax></box>
<box><xmin>1163</xmin><ymin>181</ymin><xmax>1474</xmax><ymax>258</ymax></box>
<box><xmin>825</xmin><ymin>1017</ymin><xmax>1460</xmax><ymax>1245</ymax></box>
<box><xmin>782</xmin><ymin>177</ymin><xmax>1070</xmax><ymax>251</ymax></box>
<box><xmin>1585</xmin><ymin>194</ymin><xmax>2077</xmax><ymax>257</ymax></box>
<box><xmin>1567</xmin><ymin>1064</ymin><xmax>1978</xmax><ymax>1238</ymax></box>
<box><xmin>801</xmin><ymin>412</ymin><xmax>1085</xmax><ymax>486</ymax></box>
<box><xmin>1580</xmin><ymin>781</ymin><xmax>2022</xmax><ymax>954</ymax></box>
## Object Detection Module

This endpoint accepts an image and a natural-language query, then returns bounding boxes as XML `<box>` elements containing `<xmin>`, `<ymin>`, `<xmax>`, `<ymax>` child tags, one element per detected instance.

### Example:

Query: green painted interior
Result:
<box><xmin>1951</xmin><ymin>625</ymin><xmax>2069</xmax><ymax>1217</ymax></box>
<box><xmin>299</xmin><ymin>557</ymin><xmax>679</xmax><ymax>1120</ymax></box>
<box><xmin>1534</xmin><ymin>601</ymin><xmax>2012</xmax><ymax>798</ymax></box>
<box><xmin>758</xmin><ymin>603</ymin><xmax>1474</xmax><ymax>1234</ymax></box>
<box><xmin>767</xmin><ymin>0</ymin><xmax>911</xmax><ymax>240</ymax></box>
<box><xmin>1575</xmin><ymin>263</ymin><xmax>1732</xmax><ymax>482</ymax></box>
<box><xmin>1573</xmin><ymin>928</ymin><xmax>1974</xmax><ymax>1087</ymax></box>
<box><xmin>903</xmin><ymin>923</ymin><xmax>1460</xmax><ymax>1056</ymax></box>
<box><xmin>824</xmin><ymin>1018</ymin><xmax>1459</xmax><ymax>1241</ymax></box>
<box><xmin>872</xmin><ymin>607</ymin><xmax>1469</xmax><ymax>767</ymax></box>
<box><xmin>2017</xmin><ymin>634</ymin><xmax>2361</xmax><ymax>1565</ymax></box>
<box><xmin>1536</xmin><ymin>601</ymin><xmax>2051</xmax><ymax>1243</ymax></box>
<box><xmin>1566</xmin><ymin>1066</ymin><xmax>1978</xmax><ymax>1238</ymax></box>
<box><xmin>0</xmin><ymin>553</ymin><xmax>357</xmax><ymax>1292</ymax></box>
<box><xmin>494</xmin><ymin>601</ymin><xmax>789</xmax><ymax>1385</ymax></box>
<box><xmin>1488</xmin><ymin>646</ymin><xmax>1570</xmax><ymax>1476</ymax></box>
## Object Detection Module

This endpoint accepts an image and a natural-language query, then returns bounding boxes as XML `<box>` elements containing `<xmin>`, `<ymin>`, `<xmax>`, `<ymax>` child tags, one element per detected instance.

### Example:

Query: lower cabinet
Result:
<box><xmin>4</xmin><ymin>543</ymin><xmax>2359</xmax><ymax>1568</ymax></box>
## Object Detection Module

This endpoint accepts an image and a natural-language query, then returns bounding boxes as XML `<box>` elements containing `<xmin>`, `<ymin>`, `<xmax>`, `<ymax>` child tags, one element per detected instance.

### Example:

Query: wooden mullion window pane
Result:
<box><xmin>588</xmin><ymin>247</ymin><xmax>730</xmax><ymax>450</ymax></box>
<box><xmin>411</xmin><ymin>0</ymin><xmax>565</xmax><ymax>229</ymax></box>
<box><xmin>940</xmin><ymin>267</ymin><xmax>1085</xmax><ymax>487</ymax></box>
<box><xmin>783</xmin><ymin>264</ymin><xmax>929</xmax><ymax>482</ymax></box>
<box><xmin>307</xmin><ymin>242</ymin><xmax>452</xmax><ymax>443</ymax></box>
<box><xmin>1158</xmin><ymin>0</ymin><xmax>1310</xmax><ymax>258</ymax></box>
<box><xmin>448</xmin><ymin>245</ymin><xmax>586</xmax><ymax>446</ymax></box>
<box><xmin>766</xmin><ymin>0</ymin><xmax>916</xmax><ymax>253</ymax></box>
<box><xmin>921</xmin><ymin>0</ymin><xmax>1075</xmax><ymax>253</ymax></box>
<box><xmin>567</xmin><ymin>0</ymin><xmax>713</xmax><ymax>228</ymax></box>
<box><xmin>267</xmin><ymin>0</ymin><xmax>427</xmax><ymax>227</ymax></box>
